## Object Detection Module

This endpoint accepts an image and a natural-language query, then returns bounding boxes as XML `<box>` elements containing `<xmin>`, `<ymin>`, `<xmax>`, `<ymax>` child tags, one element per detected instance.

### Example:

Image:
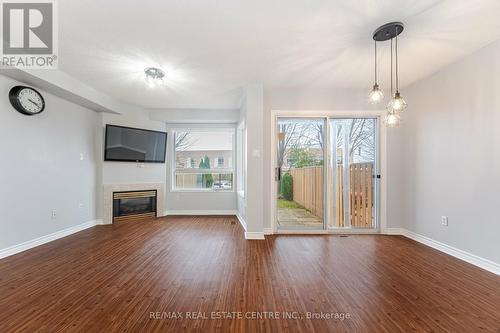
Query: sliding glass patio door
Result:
<box><xmin>273</xmin><ymin>115</ymin><xmax>378</xmax><ymax>232</ymax></box>
<box><xmin>330</xmin><ymin>118</ymin><xmax>377</xmax><ymax>230</ymax></box>
<box><xmin>275</xmin><ymin>118</ymin><xmax>325</xmax><ymax>230</ymax></box>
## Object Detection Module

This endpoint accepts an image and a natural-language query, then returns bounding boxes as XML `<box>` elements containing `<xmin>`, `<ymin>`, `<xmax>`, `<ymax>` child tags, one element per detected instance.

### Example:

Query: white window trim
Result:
<box><xmin>236</xmin><ymin>121</ymin><xmax>246</xmax><ymax>198</ymax></box>
<box><xmin>171</xmin><ymin>127</ymin><xmax>236</xmax><ymax>193</ymax></box>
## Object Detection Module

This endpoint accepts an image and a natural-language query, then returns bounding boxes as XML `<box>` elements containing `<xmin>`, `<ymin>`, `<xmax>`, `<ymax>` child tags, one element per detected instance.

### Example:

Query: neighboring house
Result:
<box><xmin>175</xmin><ymin>150</ymin><xmax>233</xmax><ymax>189</ymax></box>
<box><xmin>281</xmin><ymin>147</ymin><xmax>323</xmax><ymax>171</ymax></box>
<box><xmin>176</xmin><ymin>150</ymin><xmax>233</xmax><ymax>169</ymax></box>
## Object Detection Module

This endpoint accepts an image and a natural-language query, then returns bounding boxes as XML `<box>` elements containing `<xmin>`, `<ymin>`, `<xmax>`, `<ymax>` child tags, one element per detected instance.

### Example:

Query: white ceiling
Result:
<box><xmin>59</xmin><ymin>0</ymin><xmax>500</xmax><ymax>109</ymax></box>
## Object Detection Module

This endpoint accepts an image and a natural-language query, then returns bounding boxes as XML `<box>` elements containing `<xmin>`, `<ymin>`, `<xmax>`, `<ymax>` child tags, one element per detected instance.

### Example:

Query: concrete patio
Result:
<box><xmin>277</xmin><ymin>207</ymin><xmax>323</xmax><ymax>229</ymax></box>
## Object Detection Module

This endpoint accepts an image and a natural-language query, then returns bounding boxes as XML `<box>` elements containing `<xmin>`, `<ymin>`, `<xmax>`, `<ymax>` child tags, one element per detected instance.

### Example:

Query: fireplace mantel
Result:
<box><xmin>103</xmin><ymin>183</ymin><xmax>165</xmax><ymax>225</ymax></box>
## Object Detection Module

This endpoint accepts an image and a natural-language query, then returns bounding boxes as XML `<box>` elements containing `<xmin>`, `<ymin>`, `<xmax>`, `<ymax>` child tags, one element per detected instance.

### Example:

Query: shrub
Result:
<box><xmin>198</xmin><ymin>155</ymin><xmax>214</xmax><ymax>188</ymax></box>
<box><xmin>281</xmin><ymin>173</ymin><xmax>293</xmax><ymax>201</ymax></box>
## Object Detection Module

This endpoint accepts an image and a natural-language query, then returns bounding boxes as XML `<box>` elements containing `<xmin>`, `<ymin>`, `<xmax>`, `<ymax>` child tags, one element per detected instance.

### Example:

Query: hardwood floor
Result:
<box><xmin>0</xmin><ymin>216</ymin><xmax>499</xmax><ymax>332</ymax></box>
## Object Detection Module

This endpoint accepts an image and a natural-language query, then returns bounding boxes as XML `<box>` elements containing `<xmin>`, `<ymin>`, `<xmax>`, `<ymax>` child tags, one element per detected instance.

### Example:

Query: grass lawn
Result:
<box><xmin>278</xmin><ymin>199</ymin><xmax>305</xmax><ymax>209</ymax></box>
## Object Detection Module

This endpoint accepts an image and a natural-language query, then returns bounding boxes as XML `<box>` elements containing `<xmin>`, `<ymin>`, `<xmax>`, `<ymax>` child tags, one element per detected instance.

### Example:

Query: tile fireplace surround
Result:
<box><xmin>103</xmin><ymin>183</ymin><xmax>165</xmax><ymax>224</ymax></box>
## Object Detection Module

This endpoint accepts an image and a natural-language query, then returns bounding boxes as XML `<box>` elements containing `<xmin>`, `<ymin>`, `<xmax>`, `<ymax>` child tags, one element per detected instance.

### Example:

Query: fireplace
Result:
<box><xmin>113</xmin><ymin>190</ymin><xmax>157</xmax><ymax>222</ymax></box>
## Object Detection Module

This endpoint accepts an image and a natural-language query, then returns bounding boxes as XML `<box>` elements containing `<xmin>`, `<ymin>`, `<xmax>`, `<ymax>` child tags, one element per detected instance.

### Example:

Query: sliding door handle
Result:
<box><xmin>275</xmin><ymin>167</ymin><xmax>281</xmax><ymax>181</ymax></box>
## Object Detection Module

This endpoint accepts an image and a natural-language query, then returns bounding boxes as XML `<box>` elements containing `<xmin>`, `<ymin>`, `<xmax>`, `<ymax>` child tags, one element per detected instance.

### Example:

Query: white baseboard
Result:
<box><xmin>382</xmin><ymin>228</ymin><xmax>405</xmax><ymax>235</ymax></box>
<box><xmin>245</xmin><ymin>232</ymin><xmax>265</xmax><ymax>240</ymax></box>
<box><xmin>235</xmin><ymin>213</ymin><xmax>247</xmax><ymax>231</ymax></box>
<box><xmin>93</xmin><ymin>219</ymin><xmax>106</xmax><ymax>225</ymax></box>
<box><xmin>263</xmin><ymin>228</ymin><xmax>273</xmax><ymax>235</ymax></box>
<box><xmin>164</xmin><ymin>210</ymin><xmax>238</xmax><ymax>216</ymax></box>
<box><xmin>0</xmin><ymin>219</ymin><xmax>102</xmax><ymax>259</ymax></box>
<box><xmin>399</xmin><ymin>229</ymin><xmax>500</xmax><ymax>276</ymax></box>
<box><xmin>384</xmin><ymin>228</ymin><xmax>500</xmax><ymax>275</ymax></box>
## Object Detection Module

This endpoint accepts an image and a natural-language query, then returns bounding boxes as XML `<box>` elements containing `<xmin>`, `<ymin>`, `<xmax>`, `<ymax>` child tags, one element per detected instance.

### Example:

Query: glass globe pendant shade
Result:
<box><xmin>368</xmin><ymin>84</ymin><xmax>384</xmax><ymax>104</ymax></box>
<box><xmin>387</xmin><ymin>92</ymin><xmax>407</xmax><ymax>113</ymax></box>
<box><xmin>384</xmin><ymin>111</ymin><xmax>401</xmax><ymax>128</ymax></box>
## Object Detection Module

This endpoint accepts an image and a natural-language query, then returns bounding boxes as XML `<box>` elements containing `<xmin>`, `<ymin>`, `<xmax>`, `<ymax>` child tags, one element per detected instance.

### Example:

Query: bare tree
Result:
<box><xmin>278</xmin><ymin>118</ymin><xmax>375</xmax><ymax>166</ymax></box>
<box><xmin>335</xmin><ymin>119</ymin><xmax>375</xmax><ymax>163</ymax></box>
<box><xmin>277</xmin><ymin>122</ymin><xmax>325</xmax><ymax>170</ymax></box>
<box><xmin>350</xmin><ymin>119</ymin><xmax>375</xmax><ymax>162</ymax></box>
<box><xmin>174</xmin><ymin>132</ymin><xmax>198</xmax><ymax>168</ymax></box>
<box><xmin>332</xmin><ymin>119</ymin><xmax>375</xmax><ymax>164</ymax></box>
<box><xmin>174</xmin><ymin>132</ymin><xmax>196</xmax><ymax>151</ymax></box>
<box><xmin>349</xmin><ymin>119</ymin><xmax>366</xmax><ymax>156</ymax></box>
<box><xmin>299</xmin><ymin>123</ymin><xmax>323</xmax><ymax>149</ymax></box>
<box><xmin>277</xmin><ymin>123</ymin><xmax>298</xmax><ymax>169</ymax></box>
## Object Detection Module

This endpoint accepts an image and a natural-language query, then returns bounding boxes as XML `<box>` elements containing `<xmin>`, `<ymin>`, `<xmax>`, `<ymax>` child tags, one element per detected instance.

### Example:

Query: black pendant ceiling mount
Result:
<box><xmin>372</xmin><ymin>22</ymin><xmax>404</xmax><ymax>42</ymax></box>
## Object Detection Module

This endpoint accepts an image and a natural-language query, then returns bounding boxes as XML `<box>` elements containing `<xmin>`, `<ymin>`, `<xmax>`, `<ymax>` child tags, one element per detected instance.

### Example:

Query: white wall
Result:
<box><xmin>385</xmin><ymin>127</ymin><xmax>406</xmax><ymax>229</ymax></box>
<box><xmin>150</xmin><ymin>108</ymin><xmax>239</xmax><ymax>124</ymax></box>
<box><xmin>392</xmin><ymin>40</ymin><xmax>500</xmax><ymax>264</ymax></box>
<box><xmin>0</xmin><ymin>75</ymin><xmax>99</xmax><ymax>249</ymax></box>
<box><xmin>244</xmin><ymin>85</ymin><xmax>265</xmax><ymax>234</ymax></box>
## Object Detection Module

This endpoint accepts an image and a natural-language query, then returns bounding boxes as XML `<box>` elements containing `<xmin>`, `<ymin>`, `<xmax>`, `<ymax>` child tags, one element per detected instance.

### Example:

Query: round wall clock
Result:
<box><xmin>9</xmin><ymin>86</ymin><xmax>45</xmax><ymax>116</ymax></box>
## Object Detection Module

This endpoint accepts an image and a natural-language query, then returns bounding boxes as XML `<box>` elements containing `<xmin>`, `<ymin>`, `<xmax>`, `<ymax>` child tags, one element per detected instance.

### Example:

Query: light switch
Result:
<box><xmin>252</xmin><ymin>149</ymin><xmax>261</xmax><ymax>157</ymax></box>
<box><xmin>441</xmin><ymin>216</ymin><xmax>448</xmax><ymax>226</ymax></box>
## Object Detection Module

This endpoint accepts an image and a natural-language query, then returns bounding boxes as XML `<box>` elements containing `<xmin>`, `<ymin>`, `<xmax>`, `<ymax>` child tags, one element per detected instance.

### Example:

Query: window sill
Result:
<box><xmin>171</xmin><ymin>189</ymin><xmax>235</xmax><ymax>193</ymax></box>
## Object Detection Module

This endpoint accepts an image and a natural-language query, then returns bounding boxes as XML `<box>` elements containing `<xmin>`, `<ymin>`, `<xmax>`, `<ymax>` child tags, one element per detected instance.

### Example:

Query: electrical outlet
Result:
<box><xmin>79</xmin><ymin>203</ymin><xmax>84</xmax><ymax>209</ymax></box>
<box><xmin>51</xmin><ymin>209</ymin><xmax>57</xmax><ymax>219</ymax></box>
<box><xmin>441</xmin><ymin>216</ymin><xmax>448</xmax><ymax>226</ymax></box>
<box><xmin>79</xmin><ymin>153</ymin><xmax>84</xmax><ymax>161</ymax></box>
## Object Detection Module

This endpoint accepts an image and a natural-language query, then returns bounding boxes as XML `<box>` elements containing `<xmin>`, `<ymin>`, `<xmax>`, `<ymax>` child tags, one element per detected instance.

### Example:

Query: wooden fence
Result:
<box><xmin>335</xmin><ymin>165</ymin><xmax>344</xmax><ymax>227</ymax></box>
<box><xmin>288</xmin><ymin>162</ymin><xmax>373</xmax><ymax>228</ymax></box>
<box><xmin>288</xmin><ymin>166</ymin><xmax>323</xmax><ymax>218</ymax></box>
<box><xmin>348</xmin><ymin>163</ymin><xmax>373</xmax><ymax>228</ymax></box>
<box><xmin>175</xmin><ymin>173</ymin><xmax>198</xmax><ymax>188</ymax></box>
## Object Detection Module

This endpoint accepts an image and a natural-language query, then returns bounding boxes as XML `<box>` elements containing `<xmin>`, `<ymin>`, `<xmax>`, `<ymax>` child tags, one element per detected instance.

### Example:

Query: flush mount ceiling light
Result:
<box><xmin>369</xmin><ymin>22</ymin><xmax>407</xmax><ymax>127</ymax></box>
<box><xmin>144</xmin><ymin>67</ymin><xmax>165</xmax><ymax>87</ymax></box>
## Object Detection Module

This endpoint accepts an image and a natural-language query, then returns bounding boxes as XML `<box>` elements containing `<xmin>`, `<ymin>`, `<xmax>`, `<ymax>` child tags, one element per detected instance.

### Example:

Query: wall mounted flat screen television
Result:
<box><xmin>104</xmin><ymin>124</ymin><xmax>167</xmax><ymax>163</ymax></box>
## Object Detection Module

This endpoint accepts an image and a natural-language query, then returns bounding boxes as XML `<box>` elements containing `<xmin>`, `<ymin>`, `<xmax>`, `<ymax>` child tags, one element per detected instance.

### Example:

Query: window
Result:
<box><xmin>185</xmin><ymin>157</ymin><xmax>196</xmax><ymax>168</ymax></box>
<box><xmin>174</xmin><ymin>129</ymin><xmax>234</xmax><ymax>191</ymax></box>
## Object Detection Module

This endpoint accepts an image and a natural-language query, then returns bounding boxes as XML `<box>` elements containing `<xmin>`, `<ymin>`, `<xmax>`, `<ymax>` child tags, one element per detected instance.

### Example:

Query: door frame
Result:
<box><xmin>270</xmin><ymin>110</ymin><xmax>387</xmax><ymax>234</ymax></box>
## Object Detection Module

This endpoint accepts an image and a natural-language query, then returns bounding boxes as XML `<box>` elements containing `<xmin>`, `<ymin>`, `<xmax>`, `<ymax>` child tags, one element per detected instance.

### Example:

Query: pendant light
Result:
<box><xmin>370</xmin><ymin>22</ymin><xmax>406</xmax><ymax>127</ymax></box>
<box><xmin>387</xmin><ymin>25</ymin><xmax>407</xmax><ymax>114</ymax></box>
<box><xmin>384</xmin><ymin>38</ymin><xmax>401</xmax><ymax>127</ymax></box>
<box><xmin>368</xmin><ymin>40</ymin><xmax>383</xmax><ymax>104</ymax></box>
